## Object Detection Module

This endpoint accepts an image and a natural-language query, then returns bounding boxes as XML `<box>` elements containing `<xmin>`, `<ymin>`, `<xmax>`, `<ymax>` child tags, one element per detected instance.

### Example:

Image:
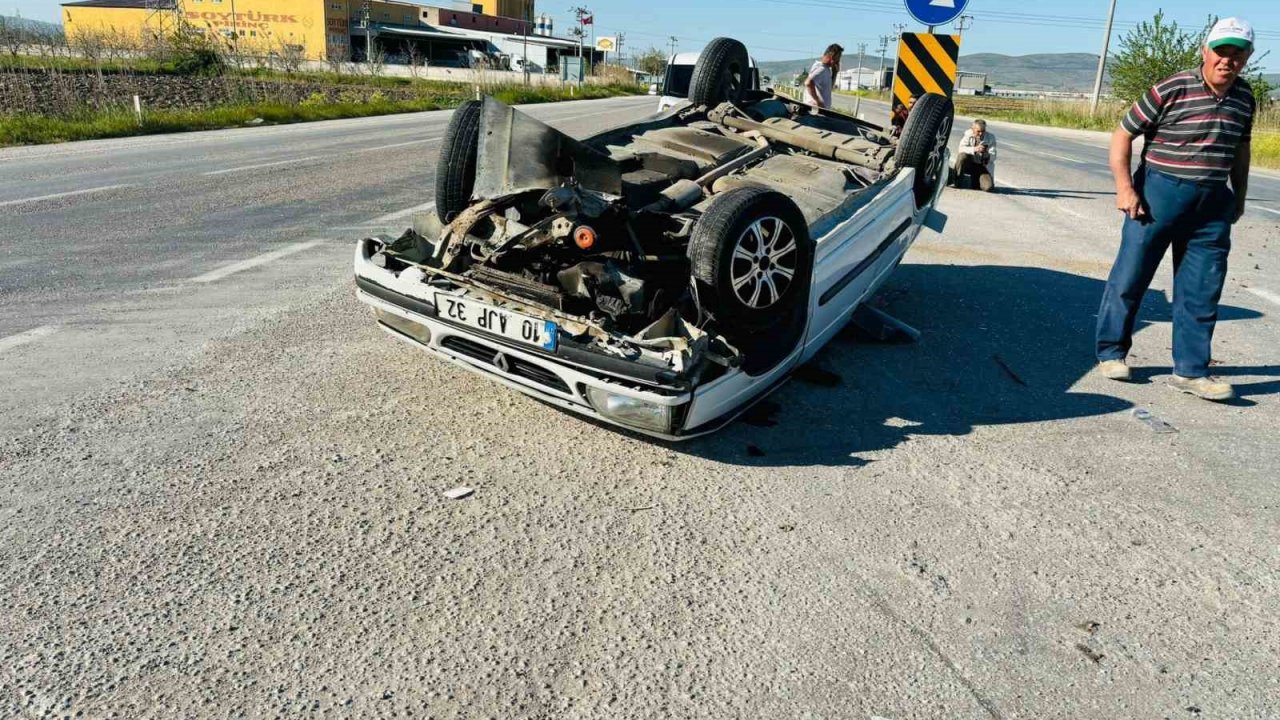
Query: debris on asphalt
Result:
<box><xmin>443</xmin><ymin>487</ymin><xmax>475</xmax><ymax>500</ymax></box>
<box><xmin>1075</xmin><ymin>643</ymin><xmax>1105</xmax><ymax>664</ymax></box>
<box><xmin>625</xmin><ymin>505</ymin><xmax>655</xmax><ymax>512</ymax></box>
<box><xmin>747</xmin><ymin>444</ymin><xmax>767</xmax><ymax>457</ymax></box>
<box><xmin>1133</xmin><ymin>408</ymin><xmax>1178</xmax><ymax>434</ymax></box>
<box><xmin>794</xmin><ymin>363</ymin><xmax>843</xmax><ymax>387</ymax></box>
<box><xmin>1078</xmin><ymin>621</ymin><xmax>1101</xmax><ymax>635</ymax></box>
<box><xmin>778</xmin><ymin>524</ymin><xmax>796</xmax><ymax>532</ymax></box>
<box><xmin>993</xmin><ymin>354</ymin><xmax>1028</xmax><ymax>386</ymax></box>
<box><xmin>741</xmin><ymin>400</ymin><xmax>780</xmax><ymax>428</ymax></box>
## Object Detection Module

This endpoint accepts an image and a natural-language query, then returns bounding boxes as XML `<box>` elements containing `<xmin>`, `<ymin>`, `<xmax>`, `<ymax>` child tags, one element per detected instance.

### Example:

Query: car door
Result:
<box><xmin>802</xmin><ymin>171</ymin><xmax>918</xmax><ymax>361</ymax></box>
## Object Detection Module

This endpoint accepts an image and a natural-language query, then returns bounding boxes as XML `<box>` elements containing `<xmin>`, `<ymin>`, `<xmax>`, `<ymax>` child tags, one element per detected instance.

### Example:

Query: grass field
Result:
<box><xmin>952</xmin><ymin>96</ymin><xmax>1280</xmax><ymax>169</ymax></box>
<box><xmin>0</xmin><ymin>80</ymin><xmax>641</xmax><ymax>146</ymax></box>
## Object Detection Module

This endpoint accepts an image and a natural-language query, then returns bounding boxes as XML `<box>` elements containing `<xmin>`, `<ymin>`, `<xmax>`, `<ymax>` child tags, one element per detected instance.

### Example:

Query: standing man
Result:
<box><xmin>1095</xmin><ymin>17</ymin><xmax>1256</xmax><ymax>401</ymax></box>
<box><xmin>804</xmin><ymin>43</ymin><xmax>843</xmax><ymax>109</ymax></box>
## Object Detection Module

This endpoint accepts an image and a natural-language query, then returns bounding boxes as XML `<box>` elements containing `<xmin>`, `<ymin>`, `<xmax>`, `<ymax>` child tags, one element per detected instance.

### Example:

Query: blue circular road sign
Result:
<box><xmin>903</xmin><ymin>0</ymin><xmax>970</xmax><ymax>27</ymax></box>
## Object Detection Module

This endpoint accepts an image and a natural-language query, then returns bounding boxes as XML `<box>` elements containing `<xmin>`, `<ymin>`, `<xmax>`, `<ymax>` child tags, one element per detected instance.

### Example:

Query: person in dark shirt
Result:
<box><xmin>890</xmin><ymin>95</ymin><xmax>917</xmax><ymax>137</ymax></box>
<box><xmin>1095</xmin><ymin>17</ymin><xmax>1256</xmax><ymax>401</ymax></box>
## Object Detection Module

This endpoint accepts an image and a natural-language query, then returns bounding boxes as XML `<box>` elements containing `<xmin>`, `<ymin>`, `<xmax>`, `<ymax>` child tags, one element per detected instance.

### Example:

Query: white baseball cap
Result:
<box><xmin>1206</xmin><ymin>17</ymin><xmax>1254</xmax><ymax>52</ymax></box>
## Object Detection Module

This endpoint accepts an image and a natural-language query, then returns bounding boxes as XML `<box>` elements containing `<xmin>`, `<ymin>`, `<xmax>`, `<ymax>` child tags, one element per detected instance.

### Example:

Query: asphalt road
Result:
<box><xmin>2</xmin><ymin>94</ymin><xmax>1279</xmax><ymax>719</ymax></box>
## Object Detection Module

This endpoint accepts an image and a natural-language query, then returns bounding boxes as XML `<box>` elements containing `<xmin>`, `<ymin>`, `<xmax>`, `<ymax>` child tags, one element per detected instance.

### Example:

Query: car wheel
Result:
<box><xmin>688</xmin><ymin>187</ymin><xmax>814</xmax><ymax>334</ymax></box>
<box><xmin>894</xmin><ymin>93</ymin><xmax>955</xmax><ymax>208</ymax></box>
<box><xmin>688</xmin><ymin>37</ymin><xmax>751</xmax><ymax>108</ymax></box>
<box><xmin>434</xmin><ymin>99</ymin><xmax>483</xmax><ymax>223</ymax></box>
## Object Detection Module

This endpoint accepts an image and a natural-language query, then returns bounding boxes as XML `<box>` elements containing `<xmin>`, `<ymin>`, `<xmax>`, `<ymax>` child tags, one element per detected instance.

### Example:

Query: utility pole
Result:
<box><xmin>891</xmin><ymin>24</ymin><xmax>906</xmax><ymax>84</ymax></box>
<box><xmin>877</xmin><ymin>34</ymin><xmax>891</xmax><ymax>95</ymax></box>
<box><xmin>890</xmin><ymin>24</ymin><xmax>907</xmax><ymax>112</ymax></box>
<box><xmin>616</xmin><ymin>31</ymin><xmax>625</xmax><ymax>67</ymax></box>
<box><xmin>669</xmin><ymin>35</ymin><xmax>678</xmax><ymax>62</ymax></box>
<box><xmin>854</xmin><ymin>42</ymin><xmax>866</xmax><ymax>117</ymax></box>
<box><xmin>229</xmin><ymin>0</ymin><xmax>239</xmax><ymax>57</ymax></box>
<box><xmin>359</xmin><ymin>0</ymin><xmax>373</xmax><ymax>68</ymax></box>
<box><xmin>570</xmin><ymin>6</ymin><xmax>592</xmax><ymax>78</ymax></box>
<box><xmin>1090</xmin><ymin>0</ymin><xmax>1118</xmax><ymax>115</ymax></box>
<box><xmin>954</xmin><ymin>14</ymin><xmax>973</xmax><ymax>36</ymax></box>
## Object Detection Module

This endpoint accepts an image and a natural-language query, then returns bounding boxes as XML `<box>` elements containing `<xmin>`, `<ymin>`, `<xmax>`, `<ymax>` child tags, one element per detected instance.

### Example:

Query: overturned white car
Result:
<box><xmin>354</xmin><ymin>38</ymin><xmax>954</xmax><ymax>439</ymax></box>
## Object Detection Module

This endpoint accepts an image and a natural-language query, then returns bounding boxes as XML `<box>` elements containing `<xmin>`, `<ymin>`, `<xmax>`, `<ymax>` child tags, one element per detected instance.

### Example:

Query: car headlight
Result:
<box><xmin>585</xmin><ymin>387</ymin><xmax>674</xmax><ymax>434</ymax></box>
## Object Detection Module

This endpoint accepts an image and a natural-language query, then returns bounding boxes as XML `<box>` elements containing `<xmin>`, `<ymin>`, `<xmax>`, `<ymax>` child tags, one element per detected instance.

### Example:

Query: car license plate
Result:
<box><xmin>435</xmin><ymin>293</ymin><xmax>558</xmax><ymax>351</ymax></box>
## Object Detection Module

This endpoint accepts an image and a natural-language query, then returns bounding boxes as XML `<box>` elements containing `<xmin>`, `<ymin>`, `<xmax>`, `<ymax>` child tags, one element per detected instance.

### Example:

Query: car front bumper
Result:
<box><xmin>353</xmin><ymin>239</ymin><xmax>772</xmax><ymax>441</ymax></box>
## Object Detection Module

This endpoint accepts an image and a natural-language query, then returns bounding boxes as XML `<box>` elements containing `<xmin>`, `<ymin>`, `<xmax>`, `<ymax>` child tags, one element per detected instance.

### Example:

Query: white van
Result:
<box><xmin>658</xmin><ymin>51</ymin><xmax>760</xmax><ymax>112</ymax></box>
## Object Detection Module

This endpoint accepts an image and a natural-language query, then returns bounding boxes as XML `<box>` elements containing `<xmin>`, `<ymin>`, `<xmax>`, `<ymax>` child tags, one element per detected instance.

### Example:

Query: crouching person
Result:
<box><xmin>952</xmin><ymin>119</ymin><xmax>997</xmax><ymax>191</ymax></box>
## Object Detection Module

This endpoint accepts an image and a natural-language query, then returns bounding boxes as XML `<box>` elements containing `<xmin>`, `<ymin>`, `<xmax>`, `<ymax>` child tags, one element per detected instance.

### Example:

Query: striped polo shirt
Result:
<box><xmin>1121</xmin><ymin>68</ymin><xmax>1255</xmax><ymax>183</ymax></box>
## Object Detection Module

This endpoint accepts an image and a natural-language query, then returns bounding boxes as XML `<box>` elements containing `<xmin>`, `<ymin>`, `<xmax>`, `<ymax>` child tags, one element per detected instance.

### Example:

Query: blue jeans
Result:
<box><xmin>1096</xmin><ymin>168</ymin><xmax>1234</xmax><ymax>378</ymax></box>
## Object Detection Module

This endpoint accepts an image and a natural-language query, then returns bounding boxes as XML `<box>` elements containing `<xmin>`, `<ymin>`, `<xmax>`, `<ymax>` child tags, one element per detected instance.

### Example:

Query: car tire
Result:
<box><xmin>688</xmin><ymin>186</ymin><xmax>814</xmax><ymax>334</ymax></box>
<box><xmin>688</xmin><ymin>37</ymin><xmax>751</xmax><ymax>108</ymax></box>
<box><xmin>434</xmin><ymin>99</ymin><xmax>483</xmax><ymax>223</ymax></box>
<box><xmin>894</xmin><ymin>93</ymin><xmax>955</xmax><ymax>208</ymax></box>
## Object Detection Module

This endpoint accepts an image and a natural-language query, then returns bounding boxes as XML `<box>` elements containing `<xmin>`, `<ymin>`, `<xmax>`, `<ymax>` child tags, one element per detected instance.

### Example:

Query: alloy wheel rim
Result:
<box><xmin>730</xmin><ymin>216</ymin><xmax>798</xmax><ymax>309</ymax></box>
<box><xmin>923</xmin><ymin>116</ymin><xmax>954</xmax><ymax>190</ymax></box>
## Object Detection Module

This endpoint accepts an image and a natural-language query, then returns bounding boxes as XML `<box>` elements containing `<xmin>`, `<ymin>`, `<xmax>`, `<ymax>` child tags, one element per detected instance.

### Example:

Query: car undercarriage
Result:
<box><xmin>355</xmin><ymin>37</ymin><xmax>954</xmax><ymax>436</ymax></box>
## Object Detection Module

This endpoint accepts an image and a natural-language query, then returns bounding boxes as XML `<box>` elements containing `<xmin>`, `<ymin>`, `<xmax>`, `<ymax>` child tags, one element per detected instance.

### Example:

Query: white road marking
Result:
<box><xmin>367</xmin><ymin>201</ymin><xmax>436</xmax><ymax>226</ymax></box>
<box><xmin>1037</xmin><ymin>151</ymin><xmax>1090</xmax><ymax>165</ymax></box>
<box><xmin>187</xmin><ymin>240</ymin><xmax>326</xmax><ymax>283</ymax></box>
<box><xmin>1246</xmin><ymin>287</ymin><xmax>1280</xmax><ymax>308</ymax></box>
<box><xmin>0</xmin><ymin>325</ymin><xmax>59</xmax><ymax>354</ymax></box>
<box><xmin>351</xmin><ymin>137</ymin><xmax>442</xmax><ymax>154</ymax></box>
<box><xmin>203</xmin><ymin>156</ymin><xmax>321</xmax><ymax>176</ymax></box>
<box><xmin>0</xmin><ymin>184</ymin><xmax>132</xmax><ymax>208</ymax></box>
<box><xmin>1258</xmin><ymin>206</ymin><xmax>1280</xmax><ymax>217</ymax></box>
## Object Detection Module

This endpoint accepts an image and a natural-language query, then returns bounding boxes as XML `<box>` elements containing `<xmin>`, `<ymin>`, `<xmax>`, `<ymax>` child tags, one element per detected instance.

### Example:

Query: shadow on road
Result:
<box><xmin>681</xmin><ymin>264</ymin><xmax>1265</xmax><ymax>467</ymax></box>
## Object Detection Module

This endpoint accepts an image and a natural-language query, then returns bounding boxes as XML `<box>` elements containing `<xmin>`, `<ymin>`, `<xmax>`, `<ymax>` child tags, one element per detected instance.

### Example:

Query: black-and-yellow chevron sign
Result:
<box><xmin>891</xmin><ymin>32</ymin><xmax>961</xmax><ymax>115</ymax></box>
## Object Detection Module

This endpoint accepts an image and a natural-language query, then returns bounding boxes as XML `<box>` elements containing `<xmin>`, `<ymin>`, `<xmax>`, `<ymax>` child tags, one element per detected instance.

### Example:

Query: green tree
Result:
<box><xmin>1109</xmin><ymin>11</ymin><xmax>1202</xmax><ymax>103</ymax></box>
<box><xmin>1242</xmin><ymin>65</ymin><xmax>1274</xmax><ymax>108</ymax></box>
<box><xmin>634</xmin><ymin>46</ymin><xmax>666</xmax><ymax>77</ymax></box>
<box><xmin>1111</xmin><ymin>11</ymin><xmax>1273</xmax><ymax>107</ymax></box>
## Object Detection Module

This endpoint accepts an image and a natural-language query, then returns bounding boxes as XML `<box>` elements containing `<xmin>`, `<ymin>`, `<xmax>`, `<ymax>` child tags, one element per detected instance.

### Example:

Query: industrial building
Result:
<box><xmin>58</xmin><ymin>0</ymin><xmax>589</xmax><ymax>70</ymax></box>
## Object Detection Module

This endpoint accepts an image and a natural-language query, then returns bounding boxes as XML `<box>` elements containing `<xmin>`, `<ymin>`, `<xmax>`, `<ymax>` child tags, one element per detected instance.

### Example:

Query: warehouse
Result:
<box><xmin>61</xmin><ymin>0</ymin><xmax>538</xmax><ymax>65</ymax></box>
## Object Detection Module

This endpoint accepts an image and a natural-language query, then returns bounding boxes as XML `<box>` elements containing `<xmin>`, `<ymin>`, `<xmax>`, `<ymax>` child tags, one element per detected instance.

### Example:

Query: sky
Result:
<box><xmin>9</xmin><ymin>0</ymin><xmax>1279</xmax><ymax>70</ymax></box>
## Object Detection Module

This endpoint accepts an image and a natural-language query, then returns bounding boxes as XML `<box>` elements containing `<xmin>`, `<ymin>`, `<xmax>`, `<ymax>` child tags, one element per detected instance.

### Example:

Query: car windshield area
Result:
<box><xmin>662</xmin><ymin>64</ymin><xmax>694</xmax><ymax>98</ymax></box>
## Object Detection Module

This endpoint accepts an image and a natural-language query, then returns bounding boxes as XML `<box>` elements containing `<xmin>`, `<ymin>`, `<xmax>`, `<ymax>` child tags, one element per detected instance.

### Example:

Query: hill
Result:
<box><xmin>0</xmin><ymin>15</ymin><xmax>62</xmax><ymax>36</ymax></box>
<box><xmin>758</xmin><ymin>52</ymin><xmax>1108</xmax><ymax>92</ymax></box>
<box><xmin>958</xmin><ymin>53</ymin><xmax>1102</xmax><ymax>91</ymax></box>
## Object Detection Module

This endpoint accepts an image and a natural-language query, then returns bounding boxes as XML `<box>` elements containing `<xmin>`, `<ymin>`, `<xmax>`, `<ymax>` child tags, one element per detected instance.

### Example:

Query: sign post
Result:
<box><xmin>892</xmin><ymin>0</ymin><xmax>968</xmax><ymax>123</ymax></box>
<box><xmin>595</xmin><ymin>36</ymin><xmax>617</xmax><ymax>66</ymax></box>
<box><xmin>890</xmin><ymin>32</ymin><xmax>961</xmax><ymax>121</ymax></box>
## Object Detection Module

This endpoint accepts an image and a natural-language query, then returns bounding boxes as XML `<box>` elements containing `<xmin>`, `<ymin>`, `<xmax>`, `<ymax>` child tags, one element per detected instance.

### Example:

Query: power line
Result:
<box><xmin>742</xmin><ymin>0</ymin><xmax>1280</xmax><ymax>36</ymax></box>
